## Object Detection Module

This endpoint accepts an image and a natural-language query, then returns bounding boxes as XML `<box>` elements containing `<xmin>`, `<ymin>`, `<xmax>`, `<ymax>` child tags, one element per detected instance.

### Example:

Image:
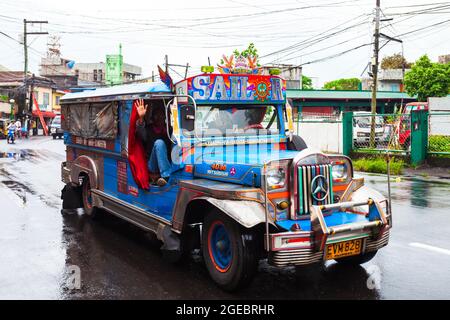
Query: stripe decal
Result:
<box><xmin>296</xmin><ymin>164</ymin><xmax>334</xmax><ymax>217</ymax></box>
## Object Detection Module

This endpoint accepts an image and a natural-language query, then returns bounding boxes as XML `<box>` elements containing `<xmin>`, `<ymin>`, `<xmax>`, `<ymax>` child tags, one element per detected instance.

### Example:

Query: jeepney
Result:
<box><xmin>60</xmin><ymin>69</ymin><xmax>391</xmax><ymax>291</ymax></box>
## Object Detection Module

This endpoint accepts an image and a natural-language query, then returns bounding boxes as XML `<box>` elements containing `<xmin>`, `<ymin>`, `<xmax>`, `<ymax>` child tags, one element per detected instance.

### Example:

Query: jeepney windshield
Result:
<box><xmin>189</xmin><ymin>105</ymin><xmax>280</xmax><ymax>137</ymax></box>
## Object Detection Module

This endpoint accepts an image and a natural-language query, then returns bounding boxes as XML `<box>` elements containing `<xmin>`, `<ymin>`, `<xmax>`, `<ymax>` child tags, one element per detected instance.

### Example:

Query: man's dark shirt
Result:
<box><xmin>136</xmin><ymin>120</ymin><xmax>173</xmax><ymax>161</ymax></box>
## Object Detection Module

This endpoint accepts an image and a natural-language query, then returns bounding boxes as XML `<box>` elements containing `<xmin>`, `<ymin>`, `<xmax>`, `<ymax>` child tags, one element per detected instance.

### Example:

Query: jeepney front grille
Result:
<box><xmin>295</xmin><ymin>164</ymin><xmax>333</xmax><ymax>217</ymax></box>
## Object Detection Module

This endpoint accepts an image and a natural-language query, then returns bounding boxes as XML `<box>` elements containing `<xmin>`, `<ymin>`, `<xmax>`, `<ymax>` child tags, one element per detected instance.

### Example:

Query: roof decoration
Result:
<box><xmin>217</xmin><ymin>44</ymin><xmax>262</xmax><ymax>75</ymax></box>
<box><xmin>158</xmin><ymin>65</ymin><xmax>173</xmax><ymax>90</ymax></box>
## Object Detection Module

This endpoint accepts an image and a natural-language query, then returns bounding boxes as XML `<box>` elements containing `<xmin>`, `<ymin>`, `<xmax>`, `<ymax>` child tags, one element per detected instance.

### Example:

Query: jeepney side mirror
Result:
<box><xmin>180</xmin><ymin>105</ymin><xmax>195</xmax><ymax>133</ymax></box>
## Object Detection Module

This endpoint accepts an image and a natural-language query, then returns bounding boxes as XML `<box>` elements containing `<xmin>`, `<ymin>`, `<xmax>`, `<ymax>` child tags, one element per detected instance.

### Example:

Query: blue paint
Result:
<box><xmin>209</xmin><ymin>221</ymin><xmax>232</xmax><ymax>270</ymax></box>
<box><xmin>276</xmin><ymin>212</ymin><xmax>369</xmax><ymax>232</ymax></box>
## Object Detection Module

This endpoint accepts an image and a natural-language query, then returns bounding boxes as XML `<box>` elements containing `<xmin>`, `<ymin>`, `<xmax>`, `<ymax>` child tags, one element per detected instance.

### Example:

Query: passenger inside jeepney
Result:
<box><xmin>135</xmin><ymin>99</ymin><xmax>173</xmax><ymax>187</ymax></box>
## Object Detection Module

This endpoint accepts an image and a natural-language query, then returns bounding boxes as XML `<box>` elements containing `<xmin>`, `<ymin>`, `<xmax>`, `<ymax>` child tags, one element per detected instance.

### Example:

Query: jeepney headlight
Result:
<box><xmin>329</xmin><ymin>156</ymin><xmax>353</xmax><ymax>183</ymax></box>
<box><xmin>332</xmin><ymin>163</ymin><xmax>347</xmax><ymax>180</ymax></box>
<box><xmin>266</xmin><ymin>167</ymin><xmax>286</xmax><ymax>190</ymax></box>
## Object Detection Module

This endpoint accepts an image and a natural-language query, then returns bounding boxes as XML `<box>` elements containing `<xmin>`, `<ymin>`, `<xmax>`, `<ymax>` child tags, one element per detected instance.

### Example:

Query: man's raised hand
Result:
<box><xmin>136</xmin><ymin>99</ymin><xmax>148</xmax><ymax>121</ymax></box>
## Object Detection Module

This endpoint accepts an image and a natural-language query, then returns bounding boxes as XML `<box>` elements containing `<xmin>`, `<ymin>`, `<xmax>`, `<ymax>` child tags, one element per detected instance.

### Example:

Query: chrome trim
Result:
<box><xmin>365</xmin><ymin>230</ymin><xmax>390</xmax><ymax>252</ymax></box>
<box><xmin>70</xmin><ymin>155</ymin><xmax>99</xmax><ymax>189</ymax></box>
<box><xmin>269</xmin><ymin>249</ymin><xmax>323</xmax><ymax>267</ymax></box>
<box><xmin>92</xmin><ymin>189</ymin><xmax>171</xmax><ymax>233</ymax></box>
<box><xmin>268</xmin><ymin>230</ymin><xmax>390</xmax><ymax>267</ymax></box>
<box><xmin>164</xmin><ymin>94</ymin><xmax>198</xmax><ymax>143</ymax></box>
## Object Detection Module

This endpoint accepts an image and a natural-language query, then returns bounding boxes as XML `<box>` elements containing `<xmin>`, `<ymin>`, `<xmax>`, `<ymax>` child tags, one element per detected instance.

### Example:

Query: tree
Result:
<box><xmin>381</xmin><ymin>53</ymin><xmax>412</xmax><ymax>70</ymax></box>
<box><xmin>302</xmin><ymin>75</ymin><xmax>313</xmax><ymax>89</ymax></box>
<box><xmin>323</xmin><ymin>78</ymin><xmax>361</xmax><ymax>90</ymax></box>
<box><xmin>404</xmin><ymin>55</ymin><xmax>450</xmax><ymax>102</ymax></box>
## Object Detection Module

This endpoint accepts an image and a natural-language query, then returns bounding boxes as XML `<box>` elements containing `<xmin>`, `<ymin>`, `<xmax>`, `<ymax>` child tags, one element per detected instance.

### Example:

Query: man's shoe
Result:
<box><xmin>156</xmin><ymin>177</ymin><xmax>169</xmax><ymax>187</ymax></box>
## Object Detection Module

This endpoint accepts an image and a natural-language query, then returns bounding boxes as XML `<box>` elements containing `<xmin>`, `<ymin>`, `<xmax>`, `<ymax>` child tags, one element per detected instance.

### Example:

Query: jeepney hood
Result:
<box><xmin>193</xmin><ymin>148</ymin><xmax>299</xmax><ymax>187</ymax></box>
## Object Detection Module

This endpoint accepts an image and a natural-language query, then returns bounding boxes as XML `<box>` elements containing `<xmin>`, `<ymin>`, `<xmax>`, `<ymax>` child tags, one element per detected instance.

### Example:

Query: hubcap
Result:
<box><xmin>208</xmin><ymin>221</ymin><xmax>232</xmax><ymax>272</ymax></box>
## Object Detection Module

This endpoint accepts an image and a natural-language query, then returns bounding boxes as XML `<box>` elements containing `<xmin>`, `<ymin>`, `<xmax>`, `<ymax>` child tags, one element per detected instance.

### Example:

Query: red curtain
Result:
<box><xmin>127</xmin><ymin>100</ymin><xmax>150</xmax><ymax>190</ymax></box>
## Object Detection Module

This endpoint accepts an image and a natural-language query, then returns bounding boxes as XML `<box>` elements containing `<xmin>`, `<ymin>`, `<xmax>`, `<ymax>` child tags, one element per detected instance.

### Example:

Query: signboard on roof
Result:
<box><xmin>105</xmin><ymin>54</ymin><xmax>123</xmax><ymax>86</ymax></box>
<box><xmin>176</xmin><ymin>74</ymin><xmax>286</xmax><ymax>104</ymax></box>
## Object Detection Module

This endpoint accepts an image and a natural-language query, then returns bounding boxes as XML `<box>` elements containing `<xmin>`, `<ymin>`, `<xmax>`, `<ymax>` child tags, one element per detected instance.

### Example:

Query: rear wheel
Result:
<box><xmin>202</xmin><ymin>211</ymin><xmax>259</xmax><ymax>291</ymax></box>
<box><xmin>82</xmin><ymin>177</ymin><xmax>98</xmax><ymax>217</ymax></box>
<box><xmin>335</xmin><ymin>250</ymin><xmax>377</xmax><ymax>265</ymax></box>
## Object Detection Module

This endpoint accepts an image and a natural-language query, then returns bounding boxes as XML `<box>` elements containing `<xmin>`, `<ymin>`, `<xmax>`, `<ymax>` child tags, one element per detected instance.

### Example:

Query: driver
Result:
<box><xmin>244</xmin><ymin>107</ymin><xmax>266</xmax><ymax>130</ymax></box>
<box><xmin>135</xmin><ymin>99</ymin><xmax>173</xmax><ymax>186</ymax></box>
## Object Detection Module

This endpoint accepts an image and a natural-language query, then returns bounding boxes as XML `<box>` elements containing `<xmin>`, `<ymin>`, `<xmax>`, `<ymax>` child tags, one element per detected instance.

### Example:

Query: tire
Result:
<box><xmin>334</xmin><ymin>250</ymin><xmax>377</xmax><ymax>265</ymax></box>
<box><xmin>202</xmin><ymin>211</ymin><xmax>259</xmax><ymax>291</ymax></box>
<box><xmin>81</xmin><ymin>177</ymin><xmax>98</xmax><ymax>217</ymax></box>
<box><xmin>52</xmin><ymin>134</ymin><xmax>56</xmax><ymax>140</ymax></box>
<box><xmin>287</xmin><ymin>134</ymin><xmax>308</xmax><ymax>151</ymax></box>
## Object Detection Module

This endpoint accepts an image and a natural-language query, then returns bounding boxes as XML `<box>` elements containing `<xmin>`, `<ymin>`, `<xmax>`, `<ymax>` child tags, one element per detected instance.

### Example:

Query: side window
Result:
<box><xmin>90</xmin><ymin>102</ymin><xmax>118</xmax><ymax>139</ymax></box>
<box><xmin>66</xmin><ymin>102</ymin><xmax>118</xmax><ymax>139</ymax></box>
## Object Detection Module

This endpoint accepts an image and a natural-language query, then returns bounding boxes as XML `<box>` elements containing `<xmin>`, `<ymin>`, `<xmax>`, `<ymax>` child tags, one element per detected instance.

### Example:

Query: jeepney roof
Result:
<box><xmin>60</xmin><ymin>82</ymin><xmax>172</xmax><ymax>101</ymax></box>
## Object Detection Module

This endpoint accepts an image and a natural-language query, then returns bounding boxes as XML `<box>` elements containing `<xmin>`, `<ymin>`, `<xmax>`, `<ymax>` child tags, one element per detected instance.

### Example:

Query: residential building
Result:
<box><xmin>73</xmin><ymin>62</ymin><xmax>142</xmax><ymax>85</ymax></box>
<box><xmin>438</xmin><ymin>54</ymin><xmax>450</xmax><ymax>64</ymax></box>
<box><xmin>261</xmin><ymin>64</ymin><xmax>303</xmax><ymax>89</ymax></box>
<box><xmin>361</xmin><ymin>68</ymin><xmax>409</xmax><ymax>92</ymax></box>
<box><xmin>0</xmin><ymin>71</ymin><xmax>58</xmax><ymax>128</ymax></box>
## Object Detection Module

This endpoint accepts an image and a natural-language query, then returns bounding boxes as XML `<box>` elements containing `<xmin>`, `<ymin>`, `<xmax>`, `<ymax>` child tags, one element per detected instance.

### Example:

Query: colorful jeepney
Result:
<box><xmin>60</xmin><ymin>71</ymin><xmax>391</xmax><ymax>291</ymax></box>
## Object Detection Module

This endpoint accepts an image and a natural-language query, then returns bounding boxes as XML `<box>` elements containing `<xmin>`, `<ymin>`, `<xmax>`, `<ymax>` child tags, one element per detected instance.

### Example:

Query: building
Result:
<box><xmin>287</xmin><ymin>89</ymin><xmax>416</xmax><ymax>118</ymax></box>
<box><xmin>261</xmin><ymin>64</ymin><xmax>303</xmax><ymax>89</ymax></box>
<box><xmin>0</xmin><ymin>71</ymin><xmax>58</xmax><ymax>129</ymax></box>
<box><xmin>73</xmin><ymin>62</ymin><xmax>142</xmax><ymax>85</ymax></box>
<box><xmin>361</xmin><ymin>68</ymin><xmax>409</xmax><ymax>92</ymax></box>
<box><xmin>438</xmin><ymin>54</ymin><xmax>450</xmax><ymax>64</ymax></box>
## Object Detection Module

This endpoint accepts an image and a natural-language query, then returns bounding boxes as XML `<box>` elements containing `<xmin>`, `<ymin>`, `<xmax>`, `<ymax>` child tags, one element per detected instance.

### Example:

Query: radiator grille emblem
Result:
<box><xmin>311</xmin><ymin>175</ymin><xmax>329</xmax><ymax>202</ymax></box>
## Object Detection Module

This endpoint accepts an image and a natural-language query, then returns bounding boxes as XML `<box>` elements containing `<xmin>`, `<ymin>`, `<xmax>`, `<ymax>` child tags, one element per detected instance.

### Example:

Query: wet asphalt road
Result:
<box><xmin>0</xmin><ymin>136</ymin><xmax>449</xmax><ymax>300</ymax></box>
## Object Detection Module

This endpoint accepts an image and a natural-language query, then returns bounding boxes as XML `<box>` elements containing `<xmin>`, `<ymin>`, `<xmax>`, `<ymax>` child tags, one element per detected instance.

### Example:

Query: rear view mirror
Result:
<box><xmin>181</xmin><ymin>105</ymin><xmax>195</xmax><ymax>132</ymax></box>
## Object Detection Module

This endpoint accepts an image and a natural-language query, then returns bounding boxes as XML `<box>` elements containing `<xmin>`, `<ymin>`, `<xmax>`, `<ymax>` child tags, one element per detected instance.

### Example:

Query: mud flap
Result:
<box><xmin>158</xmin><ymin>225</ymin><xmax>182</xmax><ymax>263</ymax></box>
<box><xmin>61</xmin><ymin>184</ymin><xmax>83</xmax><ymax>209</ymax></box>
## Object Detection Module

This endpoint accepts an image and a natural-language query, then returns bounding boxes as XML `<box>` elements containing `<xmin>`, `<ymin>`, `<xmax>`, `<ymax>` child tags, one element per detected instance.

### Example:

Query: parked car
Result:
<box><xmin>50</xmin><ymin>115</ymin><xmax>64</xmax><ymax>139</ymax></box>
<box><xmin>352</xmin><ymin>112</ymin><xmax>385</xmax><ymax>147</ymax></box>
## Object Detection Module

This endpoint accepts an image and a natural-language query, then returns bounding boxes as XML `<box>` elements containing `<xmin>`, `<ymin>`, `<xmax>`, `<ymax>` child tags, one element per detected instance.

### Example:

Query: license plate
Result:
<box><xmin>325</xmin><ymin>238</ymin><xmax>363</xmax><ymax>260</ymax></box>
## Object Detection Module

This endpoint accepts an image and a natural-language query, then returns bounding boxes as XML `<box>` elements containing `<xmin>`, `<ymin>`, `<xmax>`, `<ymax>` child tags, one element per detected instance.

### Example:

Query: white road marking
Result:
<box><xmin>409</xmin><ymin>242</ymin><xmax>450</xmax><ymax>256</ymax></box>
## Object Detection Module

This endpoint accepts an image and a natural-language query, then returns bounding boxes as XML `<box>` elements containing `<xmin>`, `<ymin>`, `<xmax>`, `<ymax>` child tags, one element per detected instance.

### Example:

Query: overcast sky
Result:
<box><xmin>1</xmin><ymin>0</ymin><xmax>449</xmax><ymax>87</ymax></box>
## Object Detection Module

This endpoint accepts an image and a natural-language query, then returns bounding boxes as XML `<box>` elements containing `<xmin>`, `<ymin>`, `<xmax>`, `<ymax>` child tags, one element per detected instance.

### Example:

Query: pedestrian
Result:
<box><xmin>32</xmin><ymin>120</ymin><xmax>37</xmax><ymax>136</ymax></box>
<box><xmin>14</xmin><ymin>118</ymin><xmax>21</xmax><ymax>139</ymax></box>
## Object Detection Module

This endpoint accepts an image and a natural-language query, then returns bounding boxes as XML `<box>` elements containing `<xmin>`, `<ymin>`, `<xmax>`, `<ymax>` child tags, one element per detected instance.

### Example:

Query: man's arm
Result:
<box><xmin>135</xmin><ymin>99</ymin><xmax>148</xmax><ymax>143</ymax></box>
<box><xmin>135</xmin><ymin>118</ymin><xmax>147</xmax><ymax>143</ymax></box>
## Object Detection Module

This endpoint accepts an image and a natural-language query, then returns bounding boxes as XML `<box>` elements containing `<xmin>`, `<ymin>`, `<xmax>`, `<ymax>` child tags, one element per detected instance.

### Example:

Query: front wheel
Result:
<box><xmin>202</xmin><ymin>211</ymin><xmax>259</xmax><ymax>291</ymax></box>
<box><xmin>334</xmin><ymin>250</ymin><xmax>377</xmax><ymax>265</ymax></box>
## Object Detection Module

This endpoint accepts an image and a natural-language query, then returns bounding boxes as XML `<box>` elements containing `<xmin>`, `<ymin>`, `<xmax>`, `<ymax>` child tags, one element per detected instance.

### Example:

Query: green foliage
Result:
<box><xmin>381</xmin><ymin>53</ymin><xmax>412</xmax><ymax>70</ymax></box>
<box><xmin>302</xmin><ymin>75</ymin><xmax>313</xmax><ymax>89</ymax></box>
<box><xmin>323</xmin><ymin>78</ymin><xmax>361</xmax><ymax>90</ymax></box>
<box><xmin>233</xmin><ymin>43</ymin><xmax>258</xmax><ymax>59</ymax></box>
<box><xmin>429</xmin><ymin>135</ymin><xmax>450</xmax><ymax>153</ymax></box>
<box><xmin>353</xmin><ymin>157</ymin><xmax>404</xmax><ymax>175</ymax></box>
<box><xmin>0</xmin><ymin>95</ymin><xmax>8</xmax><ymax>102</ymax></box>
<box><xmin>404</xmin><ymin>55</ymin><xmax>450</xmax><ymax>102</ymax></box>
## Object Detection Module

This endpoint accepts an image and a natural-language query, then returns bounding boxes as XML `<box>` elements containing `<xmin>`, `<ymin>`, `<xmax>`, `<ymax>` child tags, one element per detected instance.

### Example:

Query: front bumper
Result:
<box><xmin>266</xmin><ymin>198</ymin><xmax>390</xmax><ymax>267</ymax></box>
<box><xmin>268</xmin><ymin>230</ymin><xmax>390</xmax><ymax>267</ymax></box>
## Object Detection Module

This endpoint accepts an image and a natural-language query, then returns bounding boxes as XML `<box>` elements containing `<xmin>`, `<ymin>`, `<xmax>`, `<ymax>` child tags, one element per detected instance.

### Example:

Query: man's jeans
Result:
<box><xmin>148</xmin><ymin>139</ymin><xmax>171</xmax><ymax>178</ymax></box>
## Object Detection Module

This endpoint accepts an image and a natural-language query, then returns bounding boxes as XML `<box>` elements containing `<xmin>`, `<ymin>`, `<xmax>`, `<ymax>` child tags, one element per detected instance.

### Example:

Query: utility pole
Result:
<box><xmin>165</xmin><ymin>55</ymin><xmax>169</xmax><ymax>74</ymax></box>
<box><xmin>184</xmin><ymin>63</ymin><xmax>189</xmax><ymax>79</ymax></box>
<box><xmin>370</xmin><ymin>0</ymin><xmax>380</xmax><ymax>148</ymax></box>
<box><xmin>23</xmin><ymin>19</ymin><xmax>48</xmax><ymax>118</ymax></box>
